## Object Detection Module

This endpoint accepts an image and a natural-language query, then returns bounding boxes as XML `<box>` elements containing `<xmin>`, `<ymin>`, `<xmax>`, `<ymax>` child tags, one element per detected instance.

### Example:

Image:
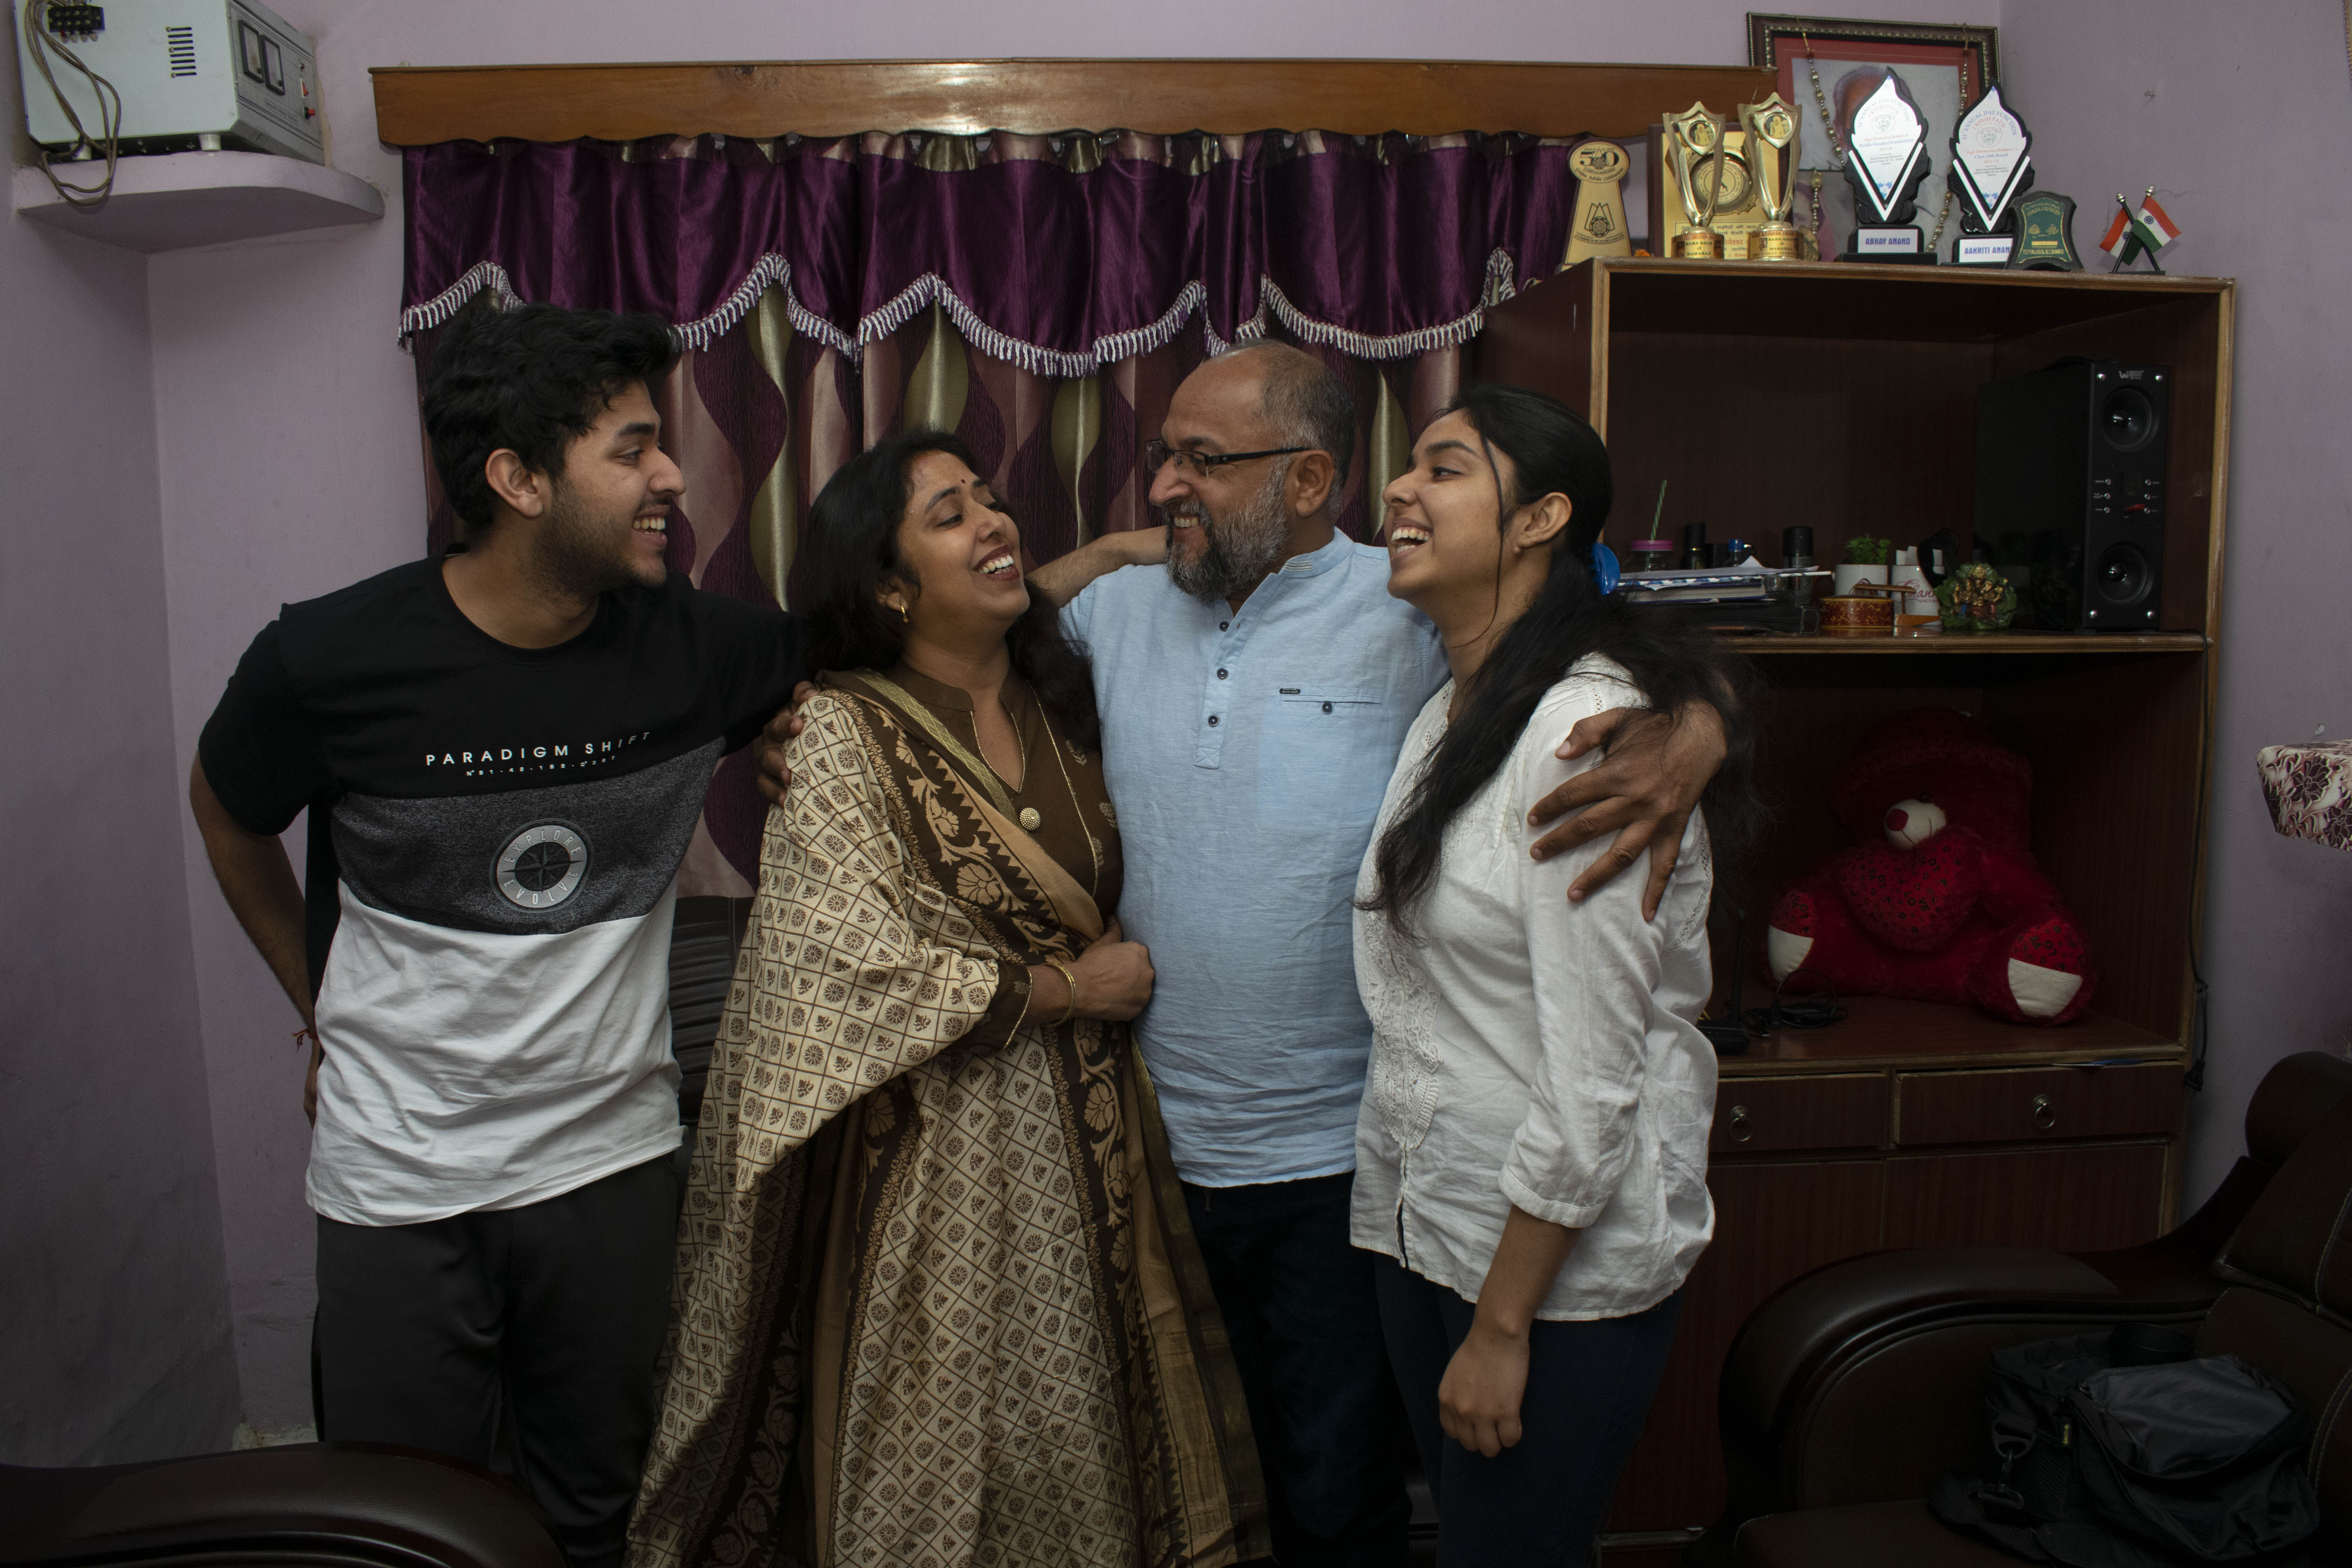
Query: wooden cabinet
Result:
<box><xmin>1475</xmin><ymin>259</ymin><xmax>2230</xmax><ymax>1549</ymax></box>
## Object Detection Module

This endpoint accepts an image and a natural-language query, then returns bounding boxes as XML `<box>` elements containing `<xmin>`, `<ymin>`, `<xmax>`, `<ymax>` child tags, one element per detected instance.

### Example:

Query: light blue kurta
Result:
<box><xmin>1062</xmin><ymin>532</ymin><xmax>1448</xmax><ymax>1186</ymax></box>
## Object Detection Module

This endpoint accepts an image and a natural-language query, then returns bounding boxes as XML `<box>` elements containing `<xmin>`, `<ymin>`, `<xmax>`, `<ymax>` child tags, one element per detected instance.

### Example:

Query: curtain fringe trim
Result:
<box><xmin>399</xmin><ymin>251</ymin><xmax>1524</xmax><ymax>365</ymax></box>
<box><xmin>674</xmin><ymin>256</ymin><xmax>855</xmax><ymax>354</ymax></box>
<box><xmin>1258</xmin><ymin>248</ymin><xmax>1521</xmax><ymax>359</ymax></box>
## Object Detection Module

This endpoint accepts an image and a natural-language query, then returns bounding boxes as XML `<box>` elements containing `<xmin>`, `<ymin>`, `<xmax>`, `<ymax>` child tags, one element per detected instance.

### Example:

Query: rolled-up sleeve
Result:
<box><xmin>1498</xmin><ymin>677</ymin><xmax>1675</xmax><ymax>1230</ymax></box>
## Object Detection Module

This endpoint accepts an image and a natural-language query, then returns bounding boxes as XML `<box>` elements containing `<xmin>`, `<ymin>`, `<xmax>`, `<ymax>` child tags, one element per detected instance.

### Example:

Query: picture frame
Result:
<box><xmin>1746</xmin><ymin>14</ymin><xmax>2000</xmax><ymax>260</ymax></box>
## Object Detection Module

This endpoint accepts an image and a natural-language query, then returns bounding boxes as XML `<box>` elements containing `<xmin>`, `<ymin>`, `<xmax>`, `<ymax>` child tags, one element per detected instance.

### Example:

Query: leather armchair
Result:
<box><xmin>0</xmin><ymin>1443</ymin><xmax>561</xmax><ymax>1567</ymax></box>
<box><xmin>1693</xmin><ymin>1050</ymin><xmax>2352</xmax><ymax>1566</ymax></box>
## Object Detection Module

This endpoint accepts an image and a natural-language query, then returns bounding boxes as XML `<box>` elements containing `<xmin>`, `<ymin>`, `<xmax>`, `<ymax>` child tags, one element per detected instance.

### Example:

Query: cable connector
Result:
<box><xmin>45</xmin><ymin>3</ymin><xmax>102</xmax><ymax>39</ymax></box>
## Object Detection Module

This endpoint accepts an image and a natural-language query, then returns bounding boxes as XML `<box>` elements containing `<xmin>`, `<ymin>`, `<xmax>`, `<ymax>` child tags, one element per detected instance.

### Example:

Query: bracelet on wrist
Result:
<box><xmin>1043</xmin><ymin>956</ymin><xmax>1080</xmax><ymax>1025</ymax></box>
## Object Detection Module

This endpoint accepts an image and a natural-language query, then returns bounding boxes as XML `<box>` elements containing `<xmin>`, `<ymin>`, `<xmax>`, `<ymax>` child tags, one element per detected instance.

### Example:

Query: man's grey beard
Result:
<box><xmin>1165</xmin><ymin>461</ymin><xmax>1291</xmax><ymax>603</ymax></box>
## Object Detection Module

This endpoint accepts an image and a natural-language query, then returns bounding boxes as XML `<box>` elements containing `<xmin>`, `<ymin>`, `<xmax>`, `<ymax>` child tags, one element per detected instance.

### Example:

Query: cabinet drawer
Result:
<box><xmin>1711</xmin><ymin>1074</ymin><xmax>1888</xmax><ymax>1154</ymax></box>
<box><xmin>1896</xmin><ymin>1063</ymin><xmax>2185</xmax><ymax>1148</ymax></box>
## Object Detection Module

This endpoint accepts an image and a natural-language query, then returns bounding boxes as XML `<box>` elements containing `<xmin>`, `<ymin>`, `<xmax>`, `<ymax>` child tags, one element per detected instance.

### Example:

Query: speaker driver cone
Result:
<box><xmin>2094</xmin><ymin>541</ymin><xmax>2152</xmax><ymax>608</ymax></box>
<box><xmin>2100</xmin><ymin>386</ymin><xmax>2159</xmax><ymax>451</ymax></box>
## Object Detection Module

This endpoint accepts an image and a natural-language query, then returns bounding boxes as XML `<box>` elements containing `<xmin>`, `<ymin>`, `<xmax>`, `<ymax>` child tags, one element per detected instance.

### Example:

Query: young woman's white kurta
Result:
<box><xmin>1350</xmin><ymin>657</ymin><xmax>1719</xmax><ymax>1321</ymax></box>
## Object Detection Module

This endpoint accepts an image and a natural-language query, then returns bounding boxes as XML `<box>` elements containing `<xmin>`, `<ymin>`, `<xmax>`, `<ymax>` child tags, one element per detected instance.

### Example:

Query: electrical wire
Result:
<box><xmin>1745</xmin><ymin>979</ymin><xmax>1847</xmax><ymax>1037</ymax></box>
<box><xmin>21</xmin><ymin>0</ymin><xmax>123</xmax><ymax>209</ymax></box>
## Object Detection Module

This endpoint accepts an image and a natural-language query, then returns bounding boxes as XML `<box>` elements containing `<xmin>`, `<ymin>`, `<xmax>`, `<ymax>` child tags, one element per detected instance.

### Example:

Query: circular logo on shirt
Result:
<box><xmin>494</xmin><ymin>821</ymin><xmax>590</xmax><ymax>909</ymax></box>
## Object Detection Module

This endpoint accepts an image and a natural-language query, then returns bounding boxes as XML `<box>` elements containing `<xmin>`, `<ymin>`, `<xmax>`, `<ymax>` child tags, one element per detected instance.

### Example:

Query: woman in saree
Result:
<box><xmin>628</xmin><ymin>430</ymin><xmax>1265</xmax><ymax>1568</ymax></box>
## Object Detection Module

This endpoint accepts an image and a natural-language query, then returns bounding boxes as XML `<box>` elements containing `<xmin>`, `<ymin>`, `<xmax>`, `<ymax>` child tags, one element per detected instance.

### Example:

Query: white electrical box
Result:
<box><xmin>18</xmin><ymin>0</ymin><xmax>324</xmax><ymax>165</ymax></box>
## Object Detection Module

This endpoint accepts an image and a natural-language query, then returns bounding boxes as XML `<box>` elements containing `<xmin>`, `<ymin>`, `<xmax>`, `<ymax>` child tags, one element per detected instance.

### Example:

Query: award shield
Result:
<box><xmin>1947</xmin><ymin>85</ymin><xmax>2034</xmax><ymax>266</ymax></box>
<box><xmin>1665</xmin><ymin>103</ymin><xmax>1730</xmax><ymax>260</ymax></box>
<box><xmin>1738</xmin><ymin>94</ymin><xmax>1800</xmax><ymax>261</ymax></box>
<box><xmin>2007</xmin><ymin>191</ymin><xmax>2085</xmax><ymax>271</ymax></box>
<box><xmin>1563</xmin><ymin>138</ymin><xmax>1634</xmax><ymax>266</ymax></box>
<box><xmin>1841</xmin><ymin>72</ymin><xmax>1931</xmax><ymax>261</ymax></box>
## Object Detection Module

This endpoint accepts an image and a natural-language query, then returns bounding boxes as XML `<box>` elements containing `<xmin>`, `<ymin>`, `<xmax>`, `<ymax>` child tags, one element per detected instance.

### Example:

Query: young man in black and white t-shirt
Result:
<box><xmin>193</xmin><ymin>303</ymin><xmax>790</xmax><ymax>1566</ymax></box>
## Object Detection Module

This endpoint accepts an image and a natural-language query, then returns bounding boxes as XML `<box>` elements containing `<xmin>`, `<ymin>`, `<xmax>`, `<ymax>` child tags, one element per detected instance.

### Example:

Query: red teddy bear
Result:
<box><xmin>1766</xmin><ymin>707</ymin><xmax>2096</xmax><ymax>1025</ymax></box>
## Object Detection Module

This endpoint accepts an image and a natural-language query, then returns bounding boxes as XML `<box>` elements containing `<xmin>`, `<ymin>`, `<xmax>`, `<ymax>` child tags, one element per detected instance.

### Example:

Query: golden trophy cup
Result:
<box><xmin>1664</xmin><ymin>103</ymin><xmax>1729</xmax><ymax>260</ymax></box>
<box><xmin>1563</xmin><ymin>138</ymin><xmax>1635</xmax><ymax>266</ymax></box>
<box><xmin>1739</xmin><ymin>94</ymin><xmax>1801</xmax><ymax>261</ymax></box>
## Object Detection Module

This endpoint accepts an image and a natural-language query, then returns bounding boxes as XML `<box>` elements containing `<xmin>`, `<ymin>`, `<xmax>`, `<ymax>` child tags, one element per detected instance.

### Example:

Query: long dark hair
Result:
<box><xmin>1360</xmin><ymin>383</ymin><xmax>1760</xmax><ymax>935</ymax></box>
<box><xmin>801</xmin><ymin>428</ymin><xmax>1101</xmax><ymax>753</ymax></box>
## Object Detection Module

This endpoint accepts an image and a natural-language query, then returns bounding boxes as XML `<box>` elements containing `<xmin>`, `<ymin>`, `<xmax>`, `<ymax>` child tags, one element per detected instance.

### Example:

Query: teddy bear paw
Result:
<box><xmin>1991</xmin><ymin>914</ymin><xmax>2095</xmax><ymax>1022</ymax></box>
<box><xmin>1767</xmin><ymin>890</ymin><xmax>1815</xmax><ymax>982</ymax></box>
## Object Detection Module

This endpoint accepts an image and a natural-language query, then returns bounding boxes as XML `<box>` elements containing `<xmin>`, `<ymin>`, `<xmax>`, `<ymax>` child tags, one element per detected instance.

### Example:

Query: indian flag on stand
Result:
<box><xmin>2100</xmin><ymin>191</ymin><xmax>2182</xmax><ymax>263</ymax></box>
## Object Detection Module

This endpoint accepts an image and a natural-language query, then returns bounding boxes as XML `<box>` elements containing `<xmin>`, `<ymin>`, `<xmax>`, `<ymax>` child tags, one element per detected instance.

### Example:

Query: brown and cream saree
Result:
<box><xmin>628</xmin><ymin>668</ymin><xmax>1265</xmax><ymax>1568</ymax></box>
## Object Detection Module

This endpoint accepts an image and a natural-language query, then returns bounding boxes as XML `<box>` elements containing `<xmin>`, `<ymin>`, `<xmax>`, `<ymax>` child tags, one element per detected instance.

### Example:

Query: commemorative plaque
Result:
<box><xmin>1738</xmin><ymin>94</ymin><xmax>1800</xmax><ymax>261</ymax></box>
<box><xmin>1664</xmin><ymin>103</ymin><xmax>1730</xmax><ymax>259</ymax></box>
<box><xmin>2007</xmin><ymin>191</ymin><xmax>2085</xmax><ymax>271</ymax></box>
<box><xmin>1563</xmin><ymin>138</ymin><xmax>1635</xmax><ymax>266</ymax></box>
<box><xmin>1840</xmin><ymin>72</ymin><xmax>1932</xmax><ymax>262</ymax></box>
<box><xmin>1947</xmin><ymin>85</ymin><xmax>2034</xmax><ymax>266</ymax></box>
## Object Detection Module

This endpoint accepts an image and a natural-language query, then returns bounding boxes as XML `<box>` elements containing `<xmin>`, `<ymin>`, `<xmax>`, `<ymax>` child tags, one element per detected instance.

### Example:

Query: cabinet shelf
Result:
<box><xmin>1722</xmin><ymin>995</ymin><xmax>2178</xmax><ymax>1076</ymax></box>
<box><xmin>1725</xmin><ymin>632</ymin><xmax>2206</xmax><ymax>655</ymax></box>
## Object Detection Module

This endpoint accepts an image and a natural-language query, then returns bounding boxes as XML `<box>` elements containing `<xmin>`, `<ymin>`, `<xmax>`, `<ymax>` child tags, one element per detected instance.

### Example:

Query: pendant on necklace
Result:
<box><xmin>1018</xmin><ymin>807</ymin><xmax>1042</xmax><ymax>831</ymax></box>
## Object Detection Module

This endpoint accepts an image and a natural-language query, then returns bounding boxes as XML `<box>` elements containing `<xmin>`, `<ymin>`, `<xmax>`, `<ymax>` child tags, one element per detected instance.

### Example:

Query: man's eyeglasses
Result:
<box><xmin>1142</xmin><ymin>439</ymin><xmax>1312</xmax><ymax>479</ymax></box>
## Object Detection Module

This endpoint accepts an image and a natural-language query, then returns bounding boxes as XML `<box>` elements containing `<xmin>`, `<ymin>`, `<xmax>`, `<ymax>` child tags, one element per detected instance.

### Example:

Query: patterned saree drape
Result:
<box><xmin>629</xmin><ymin>682</ymin><xmax>1263</xmax><ymax>1568</ymax></box>
<box><xmin>402</xmin><ymin>129</ymin><xmax>1582</xmax><ymax>894</ymax></box>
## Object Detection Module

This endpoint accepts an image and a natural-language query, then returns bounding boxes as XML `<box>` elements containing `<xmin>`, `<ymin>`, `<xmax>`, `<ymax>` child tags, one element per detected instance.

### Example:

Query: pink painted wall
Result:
<box><xmin>2004</xmin><ymin>0</ymin><xmax>2352</xmax><ymax>1203</ymax></box>
<box><xmin>0</xmin><ymin>59</ymin><xmax>238</xmax><ymax>1459</ymax></box>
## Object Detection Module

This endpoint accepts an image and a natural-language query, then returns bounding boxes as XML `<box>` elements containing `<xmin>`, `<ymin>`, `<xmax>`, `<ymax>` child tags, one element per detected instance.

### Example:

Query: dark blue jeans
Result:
<box><xmin>1183</xmin><ymin>1173</ymin><xmax>1413</xmax><ymax>1568</ymax></box>
<box><xmin>1374</xmin><ymin>1252</ymin><xmax>1684</xmax><ymax>1568</ymax></box>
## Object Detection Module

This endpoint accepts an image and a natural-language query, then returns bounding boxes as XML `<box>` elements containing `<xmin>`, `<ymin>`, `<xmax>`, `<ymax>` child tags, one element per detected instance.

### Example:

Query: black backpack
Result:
<box><xmin>1929</xmin><ymin>1325</ymin><xmax>2322</xmax><ymax>1566</ymax></box>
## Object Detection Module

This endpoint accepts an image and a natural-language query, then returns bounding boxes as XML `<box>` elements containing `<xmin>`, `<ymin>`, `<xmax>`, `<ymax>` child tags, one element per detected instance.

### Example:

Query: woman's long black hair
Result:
<box><xmin>800</xmin><ymin>428</ymin><xmax>1101</xmax><ymax>753</ymax></box>
<box><xmin>1360</xmin><ymin>383</ymin><xmax>1760</xmax><ymax>935</ymax></box>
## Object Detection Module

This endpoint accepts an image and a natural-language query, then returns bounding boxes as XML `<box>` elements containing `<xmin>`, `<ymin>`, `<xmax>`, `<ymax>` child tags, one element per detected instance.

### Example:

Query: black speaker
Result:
<box><xmin>1976</xmin><ymin>358</ymin><xmax>2171</xmax><ymax>631</ymax></box>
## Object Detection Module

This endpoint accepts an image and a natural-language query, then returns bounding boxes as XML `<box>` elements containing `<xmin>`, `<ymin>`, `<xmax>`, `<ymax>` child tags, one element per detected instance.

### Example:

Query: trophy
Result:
<box><xmin>1947</xmin><ymin>84</ymin><xmax>2034</xmax><ymax>266</ymax></box>
<box><xmin>2007</xmin><ymin>191</ymin><xmax>2085</xmax><ymax>271</ymax></box>
<box><xmin>1665</xmin><ymin>103</ymin><xmax>1731</xmax><ymax>260</ymax></box>
<box><xmin>1840</xmin><ymin>71</ymin><xmax>1932</xmax><ymax>261</ymax></box>
<box><xmin>1563</xmin><ymin>138</ymin><xmax>1634</xmax><ymax>266</ymax></box>
<box><xmin>1738</xmin><ymin>94</ymin><xmax>1800</xmax><ymax>262</ymax></box>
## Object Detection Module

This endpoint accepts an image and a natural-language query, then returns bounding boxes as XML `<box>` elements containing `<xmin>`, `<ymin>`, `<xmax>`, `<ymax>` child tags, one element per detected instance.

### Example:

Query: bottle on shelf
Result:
<box><xmin>1783</xmin><ymin>525</ymin><xmax>1819</xmax><ymax>634</ymax></box>
<box><xmin>1682</xmin><ymin>521</ymin><xmax>1710</xmax><ymax>570</ymax></box>
<box><xmin>1890</xmin><ymin>546</ymin><xmax>1940</xmax><ymax>637</ymax></box>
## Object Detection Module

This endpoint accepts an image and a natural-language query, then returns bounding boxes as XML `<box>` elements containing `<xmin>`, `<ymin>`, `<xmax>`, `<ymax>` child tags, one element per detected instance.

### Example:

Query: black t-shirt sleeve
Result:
<box><xmin>197</xmin><ymin>620</ymin><xmax>336</xmax><ymax>835</ymax></box>
<box><xmin>691</xmin><ymin>592</ymin><xmax>808</xmax><ymax>750</ymax></box>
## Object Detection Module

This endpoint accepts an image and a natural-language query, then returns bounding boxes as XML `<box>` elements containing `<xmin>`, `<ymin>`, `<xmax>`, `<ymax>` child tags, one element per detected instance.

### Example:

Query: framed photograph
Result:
<box><xmin>1747</xmin><ymin>15</ymin><xmax>2000</xmax><ymax>260</ymax></box>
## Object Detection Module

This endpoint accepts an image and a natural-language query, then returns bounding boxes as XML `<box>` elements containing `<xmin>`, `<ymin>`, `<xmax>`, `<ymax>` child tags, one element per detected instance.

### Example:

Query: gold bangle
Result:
<box><xmin>1042</xmin><ymin>956</ymin><xmax>1080</xmax><ymax>1025</ymax></box>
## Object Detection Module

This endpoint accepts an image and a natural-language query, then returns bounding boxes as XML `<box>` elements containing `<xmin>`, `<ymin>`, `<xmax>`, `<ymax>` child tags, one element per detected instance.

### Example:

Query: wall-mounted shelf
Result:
<box><xmin>12</xmin><ymin>150</ymin><xmax>383</xmax><ymax>253</ymax></box>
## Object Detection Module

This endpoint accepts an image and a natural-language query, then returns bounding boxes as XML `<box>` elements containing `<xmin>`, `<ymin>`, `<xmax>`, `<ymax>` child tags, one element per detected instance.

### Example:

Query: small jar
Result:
<box><xmin>1627</xmin><ymin>539</ymin><xmax>1676</xmax><ymax>573</ymax></box>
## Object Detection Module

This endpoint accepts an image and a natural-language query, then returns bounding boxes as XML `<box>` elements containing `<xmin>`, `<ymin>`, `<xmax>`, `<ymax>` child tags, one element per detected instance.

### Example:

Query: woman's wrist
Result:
<box><xmin>1467</xmin><ymin>1305</ymin><xmax>1533</xmax><ymax>1345</ymax></box>
<box><xmin>1042</xmin><ymin>956</ymin><xmax>1081</xmax><ymax>1023</ymax></box>
<box><xmin>1025</xmin><ymin>963</ymin><xmax>1071</xmax><ymax>1021</ymax></box>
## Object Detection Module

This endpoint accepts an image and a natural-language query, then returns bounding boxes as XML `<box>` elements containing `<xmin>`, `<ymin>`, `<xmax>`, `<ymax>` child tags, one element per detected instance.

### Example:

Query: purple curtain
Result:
<box><xmin>401</xmin><ymin>131</ymin><xmax>1577</xmax><ymax>368</ymax></box>
<box><xmin>401</xmin><ymin>129</ymin><xmax>1559</xmax><ymax>894</ymax></box>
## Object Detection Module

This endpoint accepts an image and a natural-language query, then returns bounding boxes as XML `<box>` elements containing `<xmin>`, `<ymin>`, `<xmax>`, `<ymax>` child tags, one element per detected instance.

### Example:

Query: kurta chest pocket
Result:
<box><xmin>1257</xmin><ymin>687</ymin><xmax>1391</xmax><ymax>825</ymax></box>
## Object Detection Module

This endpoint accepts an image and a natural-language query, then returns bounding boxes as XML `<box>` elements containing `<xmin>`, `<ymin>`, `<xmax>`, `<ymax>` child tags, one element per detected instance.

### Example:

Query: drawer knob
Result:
<box><xmin>2031</xmin><ymin>1093</ymin><xmax>2057</xmax><ymax>1131</ymax></box>
<box><xmin>1728</xmin><ymin>1104</ymin><xmax>1753</xmax><ymax>1143</ymax></box>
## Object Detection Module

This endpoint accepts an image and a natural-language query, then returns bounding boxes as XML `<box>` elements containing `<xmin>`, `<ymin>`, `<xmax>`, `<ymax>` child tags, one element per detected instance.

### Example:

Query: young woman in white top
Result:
<box><xmin>1353</xmin><ymin>383</ymin><xmax>1756</xmax><ymax>1566</ymax></box>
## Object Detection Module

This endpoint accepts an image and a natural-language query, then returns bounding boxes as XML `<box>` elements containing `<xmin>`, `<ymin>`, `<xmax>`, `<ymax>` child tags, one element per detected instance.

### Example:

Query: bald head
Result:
<box><xmin>1201</xmin><ymin>342</ymin><xmax>1356</xmax><ymax>518</ymax></box>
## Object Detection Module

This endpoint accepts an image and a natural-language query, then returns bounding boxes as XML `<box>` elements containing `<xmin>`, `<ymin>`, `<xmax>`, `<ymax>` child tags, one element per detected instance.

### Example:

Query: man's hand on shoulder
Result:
<box><xmin>755</xmin><ymin>681</ymin><xmax>821</xmax><ymax>805</ymax></box>
<box><xmin>1526</xmin><ymin>701</ymin><xmax>1728</xmax><ymax>919</ymax></box>
<box><xmin>1026</xmin><ymin>525</ymin><xmax>1168</xmax><ymax>608</ymax></box>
